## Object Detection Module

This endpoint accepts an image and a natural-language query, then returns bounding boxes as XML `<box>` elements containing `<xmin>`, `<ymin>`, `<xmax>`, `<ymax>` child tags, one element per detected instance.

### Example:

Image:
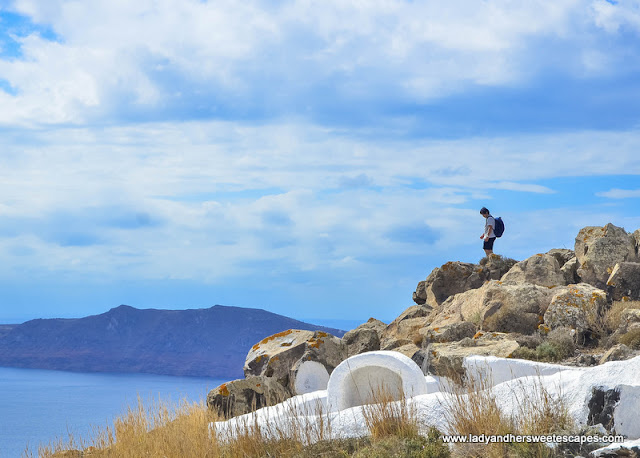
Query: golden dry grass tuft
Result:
<box><xmin>360</xmin><ymin>385</ymin><xmax>420</xmax><ymax>441</ymax></box>
<box><xmin>32</xmin><ymin>397</ymin><xmax>219</xmax><ymax>458</ymax></box>
<box><xmin>604</xmin><ymin>300</ymin><xmax>640</xmax><ymax>333</ymax></box>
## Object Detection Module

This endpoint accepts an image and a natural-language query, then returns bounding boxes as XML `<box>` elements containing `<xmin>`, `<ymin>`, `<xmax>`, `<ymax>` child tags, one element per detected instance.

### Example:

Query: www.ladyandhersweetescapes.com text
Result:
<box><xmin>441</xmin><ymin>433</ymin><xmax>625</xmax><ymax>445</ymax></box>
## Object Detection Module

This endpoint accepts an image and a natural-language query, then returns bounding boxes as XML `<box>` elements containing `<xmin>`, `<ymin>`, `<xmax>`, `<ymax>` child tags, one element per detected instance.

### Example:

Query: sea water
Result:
<box><xmin>0</xmin><ymin>366</ymin><xmax>227</xmax><ymax>458</ymax></box>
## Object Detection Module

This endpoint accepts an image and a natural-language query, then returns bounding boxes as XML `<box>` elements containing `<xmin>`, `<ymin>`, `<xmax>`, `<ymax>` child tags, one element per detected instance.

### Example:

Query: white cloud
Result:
<box><xmin>0</xmin><ymin>0</ymin><xmax>634</xmax><ymax>124</ymax></box>
<box><xmin>0</xmin><ymin>120</ymin><xmax>639</xmax><ymax>283</ymax></box>
<box><xmin>590</xmin><ymin>0</ymin><xmax>640</xmax><ymax>33</ymax></box>
<box><xmin>597</xmin><ymin>188</ymin><xmax>640</xmax><ymax>199</ymax></box>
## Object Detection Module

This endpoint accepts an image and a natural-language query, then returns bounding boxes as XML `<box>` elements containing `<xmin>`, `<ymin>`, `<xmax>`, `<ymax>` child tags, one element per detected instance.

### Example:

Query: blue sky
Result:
<box><xmin>0</xmin><ymin>0</ymin><xmax>639</xmax><ymax>328</ymax></box>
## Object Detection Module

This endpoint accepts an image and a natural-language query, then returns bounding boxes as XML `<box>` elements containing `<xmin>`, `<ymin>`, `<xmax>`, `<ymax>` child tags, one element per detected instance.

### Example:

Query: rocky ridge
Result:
<box><xmin>208</xmin><ymin>223</ymin><xmax>640</xmax><ymax>420</ymax></box>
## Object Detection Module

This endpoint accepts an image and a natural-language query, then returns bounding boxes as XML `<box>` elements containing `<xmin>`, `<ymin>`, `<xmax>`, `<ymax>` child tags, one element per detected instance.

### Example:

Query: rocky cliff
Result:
<box><xmin>209</xmin><ymin>223</ymin><xmax>640</xmax><ymax>418</ymax></box>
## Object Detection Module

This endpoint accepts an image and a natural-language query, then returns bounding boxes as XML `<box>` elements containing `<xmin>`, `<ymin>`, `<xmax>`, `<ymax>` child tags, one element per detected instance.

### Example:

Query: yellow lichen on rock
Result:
<box><xmin>219</xmin><ymin>383</ymin><xmax>229</xmax><ymax>397</ymax></box>
<box><xmin>252</xmin><ymin>329</ymin><xmax>296</xmax><ymax>350</ymax></box>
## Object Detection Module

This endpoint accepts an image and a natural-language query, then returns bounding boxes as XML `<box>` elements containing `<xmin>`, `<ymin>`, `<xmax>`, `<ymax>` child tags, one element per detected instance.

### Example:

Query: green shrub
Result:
<box><xmin>545</xmin><ymin>328</ymin><xmax>575</xmax><ymax>359</ymax></box>
<box><xmin>512</xmin><ymin>329</ymin><xmax>575</xmax><ymax>362</ymax></box>
<box><xmin>352</xmin><ymin>428</ymin><xmax>450</xmax><ymax>458</ymax></box>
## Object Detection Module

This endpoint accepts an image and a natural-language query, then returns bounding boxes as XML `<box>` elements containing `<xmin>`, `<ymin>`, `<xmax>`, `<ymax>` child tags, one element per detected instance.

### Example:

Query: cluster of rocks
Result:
<box><xmin>208</xmin><ymin>223</ymin><xmax>640</xmax><ymax>419</ymax></box>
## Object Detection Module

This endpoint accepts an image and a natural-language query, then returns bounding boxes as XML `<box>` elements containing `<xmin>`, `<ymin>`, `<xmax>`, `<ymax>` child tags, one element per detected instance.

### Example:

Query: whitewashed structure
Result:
<box><xmin>212</xmin><ymin>351</ymin><xmax>640</xmax><ymax>456</ymax></box>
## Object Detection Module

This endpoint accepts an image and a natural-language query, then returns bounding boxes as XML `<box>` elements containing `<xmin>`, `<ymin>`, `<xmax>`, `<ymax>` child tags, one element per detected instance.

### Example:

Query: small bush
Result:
<box><xmin>478</xmin><ymin>254</ymin><xmax>518</xmax><ymax>273</ymax></box>
<box><xmin>619</xmin><ymin>327</ymin><xmax>640</xmax><ymax>349</ymax></box>
<box><xmin>515</xmin><ymin>333</ymin><xmax>544</xmax><ymax>350</ymax></box>
<box><xmin>352</xmin><ymin>429</ymin><xmax>450</xmax><ymax>458</ymax></box>
<box><xmin>604</xmin><ymin>300</ymin><xmax>640</xmax><ymax>333</ymax></box>
<box><xmin>512</xmin><ymin>328</ymin><xmax>574</xmax><ymax>362</ymax></box>
<box><xmin>546</xmin><ymin>328</ymin><xmax>575</xmax><ymax>359</ymax></box>
<box><xmin>483</xmin><ymin>306</ymin><xmax>539</xmax><ymax>335</ymax></box>
<box><xmin>511</xmin><ymin>346</ymin><xmax>538</xmax><ymax>361</ymax></box>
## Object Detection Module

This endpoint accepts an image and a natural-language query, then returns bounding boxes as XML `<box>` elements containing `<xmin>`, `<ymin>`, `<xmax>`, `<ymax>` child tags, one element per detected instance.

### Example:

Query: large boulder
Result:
<box><xmin>561</xmin><ymin>257</ymin><xmax>581</xmax><ymax>284</ymax></box>
<box><xmin>607</xmin><ymin>262</ymin><xmax>640</xmax><ymax>302</ymax></box>
<box><xmin>546</xmin><ymin>248</ymin><xmax>576</xmax><ymax>267</ymax></box>
<box><xmin>480</xmin><ymin>255</ymin><xmax>520</xmax><ymax>281</ymax></box>
<box><xmin>543</xmin><ymin>283</ymin><xmax>608</xmax><ymax>344</ymax></box>
<box><xmin>207</xmin><ymin>375</ymin><xmax>291</xmax><ymax>418</ymax></box>
<box><xmin>244</xmin><ymin>329</ymin><xmax>346</xmax><ymax>392</ymax></box>
<box><xmin>431</xmin><ymin>281</ymin><xmax>555</xmax><ymax>335</ymax></box>
<box><xmin>413</xmin><ymin>262</ymin><xmax>485</xmax><ymax>306</ymax></box>
<box><xmin>575</xmin><ymin>224</ymin><xmax>638</xmax><ymax>289</ymax></box>
<box><xmin>379</xmin><ymin>305</ymin><xmax>432</xmax><ymax>351</ymax></box>
<box><xmin>342</xmin><ymin>318</ymin><xmax>386</xmax><ymax>357</ymax></box>
<box><xmin>412</xmin><ymin>257</ymin><xmax>517</xmax><ymax>307</ymax></box>
<box><xmin>425</xmin><ymin>332</ymin><xmax>520</xmax><ymax>378</ymax></box>
<box><xmin>501</xmin><ymin>253</ymin><xmax>566</xmax><ymax>287</ymax></box>
<box><xmin>599</xmin><ymin>344</ymin><xmax>632</xmax><ymax>365</ymax></box>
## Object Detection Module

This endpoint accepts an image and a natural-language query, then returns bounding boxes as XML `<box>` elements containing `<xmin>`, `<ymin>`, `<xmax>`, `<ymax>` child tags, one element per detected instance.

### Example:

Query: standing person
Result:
<box><xmin>480</xmin><ymin>207</ymin><xmax>496</xmax><ymax>257</ymax></box>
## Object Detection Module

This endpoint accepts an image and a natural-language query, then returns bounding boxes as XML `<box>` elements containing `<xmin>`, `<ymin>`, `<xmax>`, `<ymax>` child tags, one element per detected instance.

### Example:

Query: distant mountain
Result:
<box><xmin>0</xmin><ymin>305</ymin><xmax>345</xmax><ymax>378</ymax></box>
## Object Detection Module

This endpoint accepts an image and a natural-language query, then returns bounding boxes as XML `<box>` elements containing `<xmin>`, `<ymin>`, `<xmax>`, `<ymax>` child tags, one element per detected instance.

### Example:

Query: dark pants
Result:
<box><xmin>483</xmin><ymin>237</ymin><xmax>496</xmax><ymax>250</ymax></box>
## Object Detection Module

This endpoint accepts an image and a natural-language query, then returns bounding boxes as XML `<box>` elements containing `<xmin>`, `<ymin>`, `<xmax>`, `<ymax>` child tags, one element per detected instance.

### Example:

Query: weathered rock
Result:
<box><xmin>413</xmin><ymin>262</ymin><xmax>485</xmax><ymax>306</ymax></box>
<box><xmin>599</xmin><ymin>344</ymin><xmax>632</xmax><ymax>365</ymax></box>
<box><xmin>620</xmin><ymin>309</ymin><xmax>640</xmax><ymax>331</ymax></box>
<box><xmin>547</xmin><ymin>248</ymin><xmax>576</xmax><ymax>268</ymax></box>
<box><xmin>392</xmin><ymin>342</ymin><xmax>421</xmax><ymax>360</ymax></box>
<box><xmin>591</xmin><ymin>442</ymin><xmax>640</xmax><ymax>458</ymax></box>
<box><xmin>412</xmin><ymin>280</ymin><xmax>428</xmax><ymax>305</ymax></box>
<box><xmin>207</xmin><ymin>375</ymin><xmax>291</xmax><ymax>418</ymax></box>
<box><xmin>607</xmin><ymin>262</ymin><xmax>640</xmax><ymax>302</ymax></box>
<box><xmin>575</xmin><ymin>353</ymin><xmax>598</xmax><ymax>366</ymax></box>
<box><xmin>380</xmin><ymin>305</ymin><xmax>432</xmax><ymax>351</ymax></box>
<box><xmin>413</xmin><ymin>257</ymin><xmax>518</xmax><ymax>307</ymax></box>
<box><xmin>501</xmin><ymin>253</ymin><xmax>566</xmax><ymax>287</ymax></box>
<box><xmin>561</xmin><ymin>257</ymin><xmax>581</xmax><ymax>285</ymax></box>
<box><xmin>543</xmin><ymin>284</ymin><xmax>608</xmax><ymax>344</ymax></box>
<box><xmin>420</xmin><ymin>321</ymin><xmax>477</xmax><ymax>344</ymax></box>
<box><xmin>425</xmin><ymin>332</ymin><xmax>520</xmax><ymax>378</ymax></box>
<box><xmin>575</xmin><ymin>224</ymin><xmax>638</xmax><ymax>289</ymax></box>
<box><xmin>342</xmin><ymin>318</ymin><xmax>386</xmax><ymax>357</ymax></box>
<box><xmin>480</xmin><ymin>254</ymin><xmax>520</xmax><ymax>281</ymax></box>
<box><xmin>431</xmin><ymin>281</ymin><xmax>554</xmax><ymax>335</ymax></box>
<box><xmin>244</xmin><ymin>329</ymin><xmax>346</xmax><ymax>392</ymax></box>
<box><xmin>588</xmin><ymin>386</ymin><xmax>621</xmax><ymax>433</ymax></box>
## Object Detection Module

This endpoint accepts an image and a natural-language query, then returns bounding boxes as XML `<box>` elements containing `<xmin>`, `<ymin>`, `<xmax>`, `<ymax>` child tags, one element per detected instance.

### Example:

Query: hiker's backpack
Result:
<box><xmin>494</xmin><ymin>217</ymin><xmax>505</xmax><ymax>238</ymax></box>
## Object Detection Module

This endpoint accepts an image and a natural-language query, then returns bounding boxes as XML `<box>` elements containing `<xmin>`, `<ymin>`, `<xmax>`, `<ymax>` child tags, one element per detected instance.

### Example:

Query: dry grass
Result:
<box><xmin>442</xmin><ymin>371</ymin><xmax>512</xmax><ymax>458</ymax></box>
<box><xmin>31</xmin><ymin>365</ymin><xmax>583</xmax><ymax>458</ymax></box>
<box><xmin>604</xmin><ymin>300</ymin><xmax>640</xmax><ymax>333</ymax></box>
<box><xmin>33</xmin><ymin>387</ymin><xmax>448</xmax><ymax>458</ymax></box>
<box><xmin>442</xmin><ymin>368</ymin><xmax>575</xmax><ymax>458</ymax></box>
<box><xmin>32</xmin><ymin>397</ymin><xmax>219</xmax><ymax>458</ymax></box>
<box><xmin>619</xmin><ymin>327</ymin><xmax>640</xmax><ymax>349</ymax></box>
<box><xmin>360</xmin><ymin>385</ymin><xmax>420</xmax><ymax>441</ymax></box>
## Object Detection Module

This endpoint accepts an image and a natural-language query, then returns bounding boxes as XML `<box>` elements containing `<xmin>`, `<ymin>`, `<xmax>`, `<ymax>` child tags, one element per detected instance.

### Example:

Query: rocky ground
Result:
<box><xmin>208</xmin><ymin>223</ymin><xmax>640</xmax><ymax>423</ymax></box>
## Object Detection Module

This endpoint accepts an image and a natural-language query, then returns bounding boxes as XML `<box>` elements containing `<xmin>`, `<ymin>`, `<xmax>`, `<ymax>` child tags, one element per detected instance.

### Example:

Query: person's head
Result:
<box><xmin>480</xmin><ymin>207</ymin><xmax>490</xmax><ymax>217</ymax></box>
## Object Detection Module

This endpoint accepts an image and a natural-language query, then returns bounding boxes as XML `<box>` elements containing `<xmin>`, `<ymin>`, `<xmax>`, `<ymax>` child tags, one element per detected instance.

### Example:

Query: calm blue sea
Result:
<box><xmin>0</xmin><ymin>366</ymin><xmax>228</xmax><ymax>458</ymax></box>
